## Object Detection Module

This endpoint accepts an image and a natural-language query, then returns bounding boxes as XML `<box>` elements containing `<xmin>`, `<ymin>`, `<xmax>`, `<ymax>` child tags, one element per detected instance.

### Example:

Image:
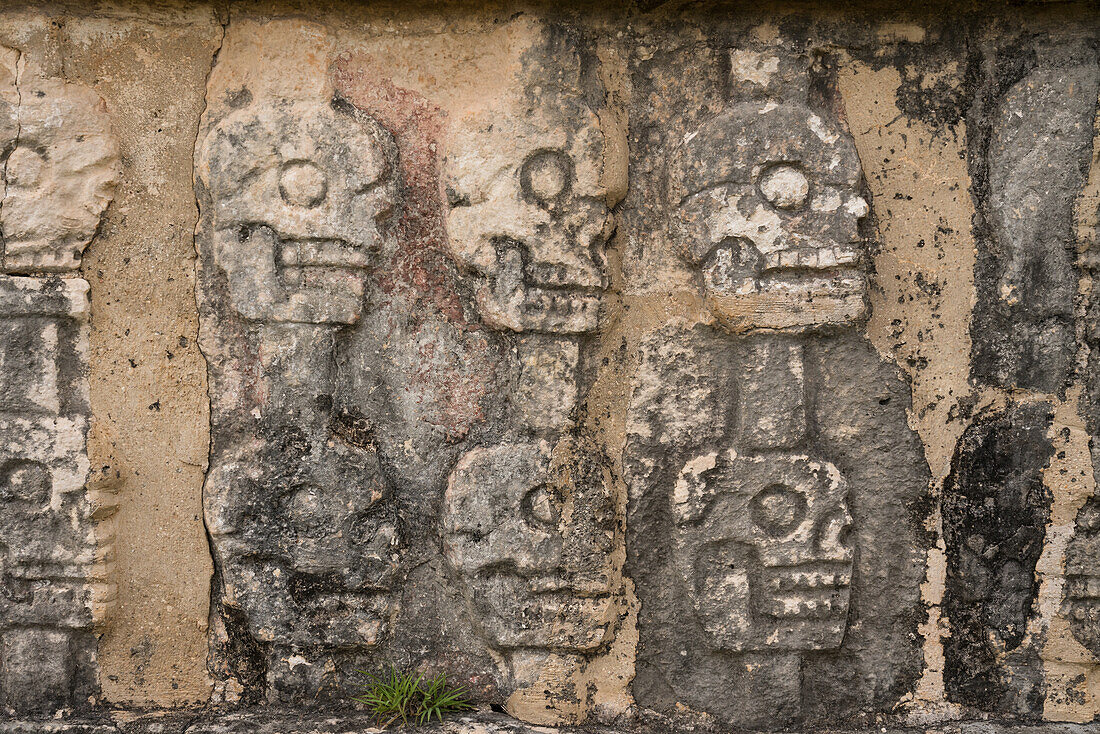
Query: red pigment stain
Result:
<box><xmin>333</xmin><ymin>52</ymin><xmax>494</xmax><ymax>441</ymax></box>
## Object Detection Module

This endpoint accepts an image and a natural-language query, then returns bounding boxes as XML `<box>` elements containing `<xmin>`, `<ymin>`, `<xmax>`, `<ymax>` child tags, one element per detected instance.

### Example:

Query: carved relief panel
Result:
<box><xmin>0</xmin><ymin>50</ymin><xmax>119</xmax><ymax>716</ymax></box>
<box><xmin>623</xmin><ymin>44</ymin><xmax>929</xmax><ymax>729</ymax></box>
<box><xmin>196</xmin><ymin>97</ymin><xmax>403</xmax><ymax>702</ymax></box>
<box><xmin>438</xmin><ymin>28</ymin><xmax>628</xmax><ymax>724</ymax></box>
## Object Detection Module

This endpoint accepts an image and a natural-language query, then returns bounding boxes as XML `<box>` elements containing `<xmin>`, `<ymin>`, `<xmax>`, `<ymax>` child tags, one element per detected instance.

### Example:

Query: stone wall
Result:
<box><xmin>1</xmin><ymin>0</ymin><xmax>1100</xmax><ymax>730</ymax></box>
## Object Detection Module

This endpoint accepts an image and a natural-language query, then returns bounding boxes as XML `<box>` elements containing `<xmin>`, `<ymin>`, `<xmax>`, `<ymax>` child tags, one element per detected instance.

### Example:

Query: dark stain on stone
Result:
<box><xmin>942</xmin><ymin>401</ymin><xmax>1054</xmax><ymax>713</ymax></box>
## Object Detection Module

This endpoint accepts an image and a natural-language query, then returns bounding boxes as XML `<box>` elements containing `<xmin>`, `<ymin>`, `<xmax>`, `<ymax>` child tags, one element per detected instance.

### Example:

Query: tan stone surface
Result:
<box><xmin>837</xmin><ymin>59</ymin><xmax>977</xmax><ymax>720</ymax></box>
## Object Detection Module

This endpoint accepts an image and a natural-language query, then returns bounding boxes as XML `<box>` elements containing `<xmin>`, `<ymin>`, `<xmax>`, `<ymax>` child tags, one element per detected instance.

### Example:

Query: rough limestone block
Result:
<box><xmin>196</xmin><ymin>94</ymin><xmax>405</xmax><ymax>702</ymax></box>
<box><xmin>0</xmin><ymin>75</ymin><xmax>119</xmax><ymax>273</ymax></box>
<box><xmin>623</xmin><ymin>48</ymin><xmax>930</xmax><ymax>729</ymax></box>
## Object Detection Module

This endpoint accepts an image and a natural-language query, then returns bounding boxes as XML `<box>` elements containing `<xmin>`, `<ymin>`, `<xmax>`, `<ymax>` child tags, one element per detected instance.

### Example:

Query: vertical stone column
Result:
<box><xmin>439</xmin><ymin>24</ymin><xmax>629</xmax><ymax>725</ymax></box>
<box><xmin>624</xmin><ymin>42</ymin><xmax>929</xmax><ymax>729</ymax></box>
<box><xmin>0</xmin><ymin>52</ymin><xmax>119</xmax><ymax>716</ymax></box>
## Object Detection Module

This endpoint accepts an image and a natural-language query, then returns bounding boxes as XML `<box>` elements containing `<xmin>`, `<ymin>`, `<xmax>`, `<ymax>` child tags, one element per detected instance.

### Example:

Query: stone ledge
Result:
<box><xmin>4</xmin><ymin>711</ymin><xmax>1100</xmax><ymax>734</ymax></box>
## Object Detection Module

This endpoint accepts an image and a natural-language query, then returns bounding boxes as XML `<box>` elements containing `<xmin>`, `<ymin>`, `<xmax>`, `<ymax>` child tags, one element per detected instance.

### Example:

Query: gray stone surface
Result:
<box><xmin>195</xmin><ymin>98</ymin><xmax>405</xmax><ymax>703</ymax></box>
<box><xmin>0</xmin><ymin>49</ymin><xmax>119</xmax><ymax>717</ymax></box>
<box><xmin>942</xmin><ymin>402</ymin><xmax>1055</xmax><ymax>715</ymax></box>
<box><xmin>622</xmin><ymin>46</ymin><xmax>930</xmax><ymax>730</ymax></box>
<box><xmin>970</xmin><ymin>59</ymin><xmax>1100</xmax><ymax>394</ymax></box>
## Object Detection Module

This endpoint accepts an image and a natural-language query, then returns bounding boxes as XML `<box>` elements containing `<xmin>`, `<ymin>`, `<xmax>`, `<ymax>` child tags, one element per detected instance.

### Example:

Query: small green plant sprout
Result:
<box><xmin>354</xmin><ymin>665</ymin><xmax>474</xmax><ymax>727</ymax></box>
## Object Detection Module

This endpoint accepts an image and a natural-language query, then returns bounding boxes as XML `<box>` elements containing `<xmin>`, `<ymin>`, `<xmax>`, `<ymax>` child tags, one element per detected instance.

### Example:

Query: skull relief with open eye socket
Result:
<box><xmin>673</xmin><ymin>452</ymin><xmax>854</xmax><ymax>652</ymax></box>
<box><xmin>441</xmin><ymin>440</ymin><xmax>619</xmax><ymax>652</ymax></box>
<box><xmin>197</xmin><ymin>99</ymin><xmax>398</xmax><ymax>325</ymax></box>
<box><xmin>670</xmin><ymin>101</ymin><xmax>870</xmax><ymax>335</ymax></box>
<box><xmin>442</xmin><ymin>108</ymin><xmax>623</xmax><ymax>334</ymax></box>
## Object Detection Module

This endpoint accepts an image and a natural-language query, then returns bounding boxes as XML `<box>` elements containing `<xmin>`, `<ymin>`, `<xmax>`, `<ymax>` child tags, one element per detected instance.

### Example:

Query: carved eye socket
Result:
<box><xmin>750</xmin><ymin>483</ymin><xmax>808</xmax><ymax>537</ymax></box>
<box><xmin>758</xmin><ymin>163</ymin><xmax>810</xmax><ymax>211</ymax></box>
<box><xmin>521</xmin><ymin>483</ymin><xmax>560</xmax><ymax>530</ymax></box>
<box><xmin>279</xmin><ymin>160</ymin><xmax>328</xmax><ymax>208</ymax></box>
<box><xmin>521</xmin><ymin>149</ymin><xmax>574</xmax><ymax>207</ymax></box>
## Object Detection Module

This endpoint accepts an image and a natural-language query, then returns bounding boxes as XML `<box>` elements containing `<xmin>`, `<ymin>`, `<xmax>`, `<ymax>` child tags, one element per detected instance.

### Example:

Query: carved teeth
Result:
<box><xmin>762</xmin><ymin>245</ymin><xmax>860</xmax><ymax>271</ymax></box>
<box><xmin>278</xmin><ymin>239</ymin><xmax>373</xmax><ymax>269</ymax></box>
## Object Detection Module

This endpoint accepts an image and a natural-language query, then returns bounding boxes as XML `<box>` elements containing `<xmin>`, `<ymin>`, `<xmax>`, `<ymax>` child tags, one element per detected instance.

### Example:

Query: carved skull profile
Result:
<box><xmin>672</xmin><ymin>451</ymin><xmax>853</xmax><ymax>651</ymax></box>
<box><xmin>204</xmin><ymin>428</ymin><xmax>401</xmax><ymax>650</ymax></box>
<box><xmin>442</xmin><ymin>108</ymin><xmax>622</xmax><ymax>334</ymax></box>
<box><xmin>670</xmin><ymin>101</ymin><xmax>870</xmax><ymax>334</ymax></box>
<box><xmin>197</xmin><ymin>99</ymin><xmax>398</xmax><ymax>325</ymax></box>
<box><xmin>442</xmin><ymin>440</ymin><xmax>619</xmax><ymax>651</ymax></box>
<box><xmin>1065</xmin><ymin>496</ymin><xmax>1100</xmax><ymax>655</ymax></box>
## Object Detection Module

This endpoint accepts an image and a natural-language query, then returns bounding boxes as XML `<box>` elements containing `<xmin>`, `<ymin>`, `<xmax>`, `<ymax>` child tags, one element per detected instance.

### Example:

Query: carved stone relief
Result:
<box><xmin>196</xmin><ymin>97</ymin><xmax>403</xmax><ymax>702</ymax></box>
<box><xmin>623</xmin><ymin>46</ymin><xmax>929</xmax><ymax>729</ymax></box>
<box><xmin>0</xmin><ymin>46</ymin><xmax>120</xmax><ymax>716</ymax></box>
<box><xmin>438</xmin><ymin>31</ymin><xmax>628</xmax><ymax>723</ymax></box>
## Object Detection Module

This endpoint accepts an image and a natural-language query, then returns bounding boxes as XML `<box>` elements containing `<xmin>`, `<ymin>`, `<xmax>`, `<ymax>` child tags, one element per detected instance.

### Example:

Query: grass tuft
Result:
<box><xmin>354</xmin><ymin>665</ymin><xmax>474</xmax><ymax>727</ymax></box>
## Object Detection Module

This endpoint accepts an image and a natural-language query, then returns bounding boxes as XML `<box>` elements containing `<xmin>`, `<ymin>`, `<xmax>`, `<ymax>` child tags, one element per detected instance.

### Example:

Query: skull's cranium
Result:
<box><xmin>670</xmin><ymin>101</ymin><xmax>870</xmax><ymax>334</ymax></box>
<box><xmin>673</xmin><ymin>451</ymin><xmax>853</xmax><ymax>651</ymax></box>
<box><xmin>443</xmin><ymin>108</ymin><xmax>621</xmax><ymax>334</ymax></box>
<box><xmin>198</xmin><ymin>99</ymin><xmax>398</xmax><ymax>325</ymax></box>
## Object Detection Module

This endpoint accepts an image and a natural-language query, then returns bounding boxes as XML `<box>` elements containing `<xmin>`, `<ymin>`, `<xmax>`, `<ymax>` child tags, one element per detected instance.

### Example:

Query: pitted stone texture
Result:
<box><xmin>668</xmin><ymin>99</ymin><xmax>870</xmax><ymax>335</ymax></box>
<box><xmin>942</xmin><ymin>402</ymin><xmax>1055</xmax><ymax>714</ymax></box>
<box><xmin>196</xmin><ymin>95</ymin><xmax>404</xmax><ymax>703</ymax></box>
<box><xmin>625</xmin><ymin>327</ymin><xmax>929</xmax><ymax>729</ymax></box>
<box><xmin>0</xmin><ymin>58</ymin><xmax>120</xmax><ymax>274</ymax></box>
<box><xmin>1065</xmin><ymin>496</ymin><xmax>1100</xmax><ymax>655</ymax></box>
<box><xmin>435</xmin><ymin>25</ymin><xmax>630</xmax><ymax>725</ymax></box>
<box><xmin>971</xmin><ymin>63</ymin><xmax>1100</xmax><ymax>394</ymax></box>
<box><xmin>671</xmin><ymin>451</ymin><xmax>853</xmax><ymax>652</ymax></box>
<box><xmin>0</xmin><ymin>275</ymin><xmax>96</xmax><ymax>716</ymax></box>
<box><xmin>442</xmin><ymin>438</ymin><xmax>619</xmax><ymax>652</ymax></box>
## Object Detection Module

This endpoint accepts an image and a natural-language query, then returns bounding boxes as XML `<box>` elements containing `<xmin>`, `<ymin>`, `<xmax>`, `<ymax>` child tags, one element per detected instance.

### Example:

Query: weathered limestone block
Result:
<box><xmin>438</xmin><ymin>26</ymin><xmax>629</xmax><ymax>724</ymax></box>
<box><xmin>624</xmin><ymin>46</ymin><xmax>929</xmax><ymax>729</ymax></box>
<box><xmin>0</xmin><ymin>276</ymin><xmax>94</xmax><ymax>715</ymax></box>
<box><xmin>1066</xmin><ymin>497</ymin><xmax>1100</xmax><ymax>656</ymax></box>
<box><xmin>2</xmin><ymin>77</ymin><xmax>119</xmax><ymax>273</ymax></box>
<box><xmin>196</xmin><ymin>96</ymin><xmax>404</xmax><ymax>702</ymax></box>
<box><xmin>943</xmin><ymin>46</ymin><xmax>1100</xmax><ymax>718</ymax></box>
<box><xmin>942</xmin><ymin>402</ymin><xmax>1055</xmax><ymax>713</ymax></box>
<box><xmin>0</xmin><ymin>52</ymin><xmax>118</xmax><ymax>716</ymax></box>
<box><xmin>668</xmin><ymin>98</ymin><xmax>869</xmax><ymax>335</ymax></box>
<box><xmin>971</xmin><ymin>62</ymin><xmax>1100</xmax><ymax>394</ymax></box>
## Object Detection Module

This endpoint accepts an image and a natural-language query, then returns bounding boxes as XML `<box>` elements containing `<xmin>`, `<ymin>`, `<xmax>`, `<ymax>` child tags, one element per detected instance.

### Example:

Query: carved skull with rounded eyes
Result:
<box><xmin>442</xmin><ymin>108</ymin><xmax>624</xmax><ymax>334</ymax></box>
<box><xmin>672</xmin><ymin>451</ymin><xmax>854</xmax><ymax>652</ymax></box>
<box><xmin>441</xmin><ymin>440</ymin><xmax>619</xmax><ymax>652</ymax></box>
<box><xmin>670</xmin><ymin>101</ymin><xmax>870</xmax><ymax>334</ymax></box>
<box><xmin>198</xmin><ymin>99</ymin><xmax>398</xmax><ymax>325</ymax></box>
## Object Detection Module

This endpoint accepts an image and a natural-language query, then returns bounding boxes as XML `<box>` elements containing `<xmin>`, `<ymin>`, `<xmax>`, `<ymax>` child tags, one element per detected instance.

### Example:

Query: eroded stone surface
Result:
<box><xmin>438</xmin><ymin>25</ymin><xmax>630</xmax><ymax>724</ymax></box>
<box><xmin>196</xmin><ymin>94</ymin><xmax>404</xmax><ymax>702</ymax></box>
<box><xmin>0</xmin><ymin>48</ymin><xmax>119</xmax><ymax>717</ymax></box>
<box><xmin>0</xmin><ymin>276</ymin><xmax>96</xmax><ymax>715</ymax></box>
<box><xmin>623</xmin><ymin>46</ymin><xmax>929</xmax><ymax>730</ymax></box>
<box><xmin>942</xmin><ymin>402</ymin><xmax>1055</xmax><ymax>714</ymax></box>
<box><xmin>971</xmin><ymin>62</ymin><xmax>1100</xmax><ymax>394</ymax></box>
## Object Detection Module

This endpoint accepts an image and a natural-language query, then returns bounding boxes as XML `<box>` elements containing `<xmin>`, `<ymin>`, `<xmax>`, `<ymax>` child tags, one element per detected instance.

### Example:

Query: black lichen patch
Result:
<box><xmin>942</xmin><ymin>401</ymin><xmax>1054</xmax><ymax>714</ymax></box>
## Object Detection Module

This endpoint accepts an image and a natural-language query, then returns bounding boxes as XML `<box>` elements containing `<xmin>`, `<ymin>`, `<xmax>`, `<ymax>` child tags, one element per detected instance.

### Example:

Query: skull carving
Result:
<box><xmin>442</xmin><ymin>440</ymin><xmax>618</xmax><ymax>651</ymax></box>
<box><xmin>197</xmin><ymin>99</ymin><xmax>398</xmax><ymax>325</ymax></box>
<box><xmin>443</xmin><ymin>108</ymin><xmax>620</xmax><ymax>334</ymax></box>
<box><xmin>670</xmin><ymin>101</ymin><xmax>870</xmax><ymax>334</ymax></box>
<box><xmin>672</xmin><ymin>451</ymin><xmax>853</xmax><ymax>651</ymax></box>
<box><xmin>1065</xmin><ymin>496</ymin><xmax>1100</xmax><ymax>655</ymax></box>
